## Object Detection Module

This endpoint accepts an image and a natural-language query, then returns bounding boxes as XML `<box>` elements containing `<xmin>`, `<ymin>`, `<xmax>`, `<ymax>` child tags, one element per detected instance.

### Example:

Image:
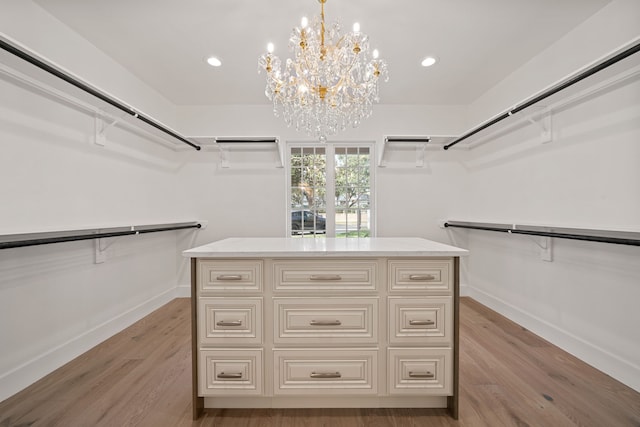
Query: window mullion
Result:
<box><xmin>325</xmin><ymin>145</ymin><xmax>336</xmax><ymax>238</ymax></box>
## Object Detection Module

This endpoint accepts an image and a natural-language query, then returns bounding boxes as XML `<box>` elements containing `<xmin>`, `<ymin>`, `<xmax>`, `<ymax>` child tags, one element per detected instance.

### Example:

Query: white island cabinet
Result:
<box><xmin>183</xmin><ymin>237</ymin><xmax>468</xmax><ymax>419</ymax></box>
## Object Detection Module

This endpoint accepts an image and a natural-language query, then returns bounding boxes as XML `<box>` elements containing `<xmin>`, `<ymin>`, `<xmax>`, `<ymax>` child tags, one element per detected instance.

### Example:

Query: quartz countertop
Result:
<box><xmin>183</xmin><ymin>237</ymin><xmax>468</xmax><ymax>258</ymax></box>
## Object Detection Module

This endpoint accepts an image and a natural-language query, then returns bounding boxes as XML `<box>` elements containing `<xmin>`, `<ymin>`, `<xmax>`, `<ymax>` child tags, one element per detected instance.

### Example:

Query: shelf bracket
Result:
<box><xmin>218</xmin><ymin>145</ymin><xmax>230</xmax><ymax>168</ymax></box>
<box><xmin>94</xmin><ymin>227</ymin><xmax>137</xmax><ymax>263</ymax></box>
<box><xmin>524</xmin><ymin>106</ymin><xmax>552</xmax><ymax>144</ymax></box>
<box><xmin>416</xmin><ymin>143</ymin><xmax>427</xmax><ymax>168</ymax></box>
<box><xmin>522</xmin><ymin>234</ymin><xmax>553</xmax><ymax>261</ymax></box>
<box><xmin>95</xmin><ymin>114</ymin><xmax>120</xmax><ymax>146</ymax></box>
<box><xmin>377</xmin><ymin>138</ymin><xmax>388</xmax><ymax>168</ymax></box>
<box><xmin>275</xmin><ymin>138</ymin><xmax>284</xmax><ymax>168</ymax></box>
<box><xmin>94</xmin><ymin>239</ymin><xmax>106</xmax><ymax>263</ymax></box>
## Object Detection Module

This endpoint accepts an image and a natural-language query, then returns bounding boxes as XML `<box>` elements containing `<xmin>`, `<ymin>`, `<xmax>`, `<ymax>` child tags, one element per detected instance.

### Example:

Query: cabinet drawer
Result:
<box><xmin>274</xmin><ymin>349</ymin><xmax>377</xmax><ymax>395</ymax></box>
<box><xmin>273</xmin><ymin>260</ymin><xmax>377</xmax><ymax>292</ymax></box>
<box><xmin>388</xmin><ymin>348</ymin><xmax>452</xmax><ymax>395</ymax></box>
<box><xmin>199</xmin><ymin>349</ymin><xmax>263</xmax><ymax>396</ymax></box>
<box><xmin>388</xmin><ymin>297</ymin><xmax>452</xmax><ymax>346</ymax></box>
<box><xmin>274</xmin><ymin>298</ymin><xmax>378</xmax><ymax>344</ymax></box>
<box><xmin>199</xmin><ymin>298</ymin><xmax>262</xmax><ymax>346</ymax></box>
<box><xmin>388</xmin><ymin>259</ymin><xmax>453</xmax><ymax>294</ymax></box>
<box><xmin>198</xmin><ymin>260</ymin><xmax>263</xmax><ymax>294</ymax></box>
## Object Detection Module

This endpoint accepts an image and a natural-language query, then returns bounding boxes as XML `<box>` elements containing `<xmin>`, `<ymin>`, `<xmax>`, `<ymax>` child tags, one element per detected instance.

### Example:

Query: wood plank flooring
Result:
<box><xmin>1</xmin><ymin>297</ymin><xmax>638</xmax><ymax>426</ymax></box>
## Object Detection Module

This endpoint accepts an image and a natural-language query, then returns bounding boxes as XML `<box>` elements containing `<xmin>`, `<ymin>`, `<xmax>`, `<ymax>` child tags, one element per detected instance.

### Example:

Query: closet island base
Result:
<box><xmin>183</xmin><ymin>237</ymin><xmax>468</xmax><ymax>420</ymax></box>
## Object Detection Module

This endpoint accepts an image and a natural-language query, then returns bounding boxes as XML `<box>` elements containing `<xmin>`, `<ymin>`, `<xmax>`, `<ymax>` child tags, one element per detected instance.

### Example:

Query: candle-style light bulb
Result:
<box><xmin>353</xmin><ymin>22</ymin><xmax>360</xmax><ymax>32</ymax></box>
<box><xmin>372</xmin><ymin>49</ymin><xmax>379</xmax><ymax>59</ymax></box>
<box><xmin>301</xmin><ymin>16</ymin><xmax>308</xmax><ymax>28</ymax></box>
<box><xmin>267</xmin><ymin>42</ymin><xmax>274</xmax><ymax>54</ymax></box>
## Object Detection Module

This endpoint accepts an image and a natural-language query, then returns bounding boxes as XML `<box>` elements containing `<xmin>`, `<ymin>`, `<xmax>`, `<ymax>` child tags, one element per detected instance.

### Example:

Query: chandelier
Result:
<box><xmin>258</xmin><ymin>0</ymin><xmax>389</xmax><ymax>142</ymax></box>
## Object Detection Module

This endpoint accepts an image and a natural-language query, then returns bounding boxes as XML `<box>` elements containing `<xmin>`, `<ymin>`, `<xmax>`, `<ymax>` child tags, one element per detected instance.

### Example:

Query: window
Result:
<box><xmin>287</xmin><ymin>143</ymin><xmax>374</xmax><ymax>238</ymax></box>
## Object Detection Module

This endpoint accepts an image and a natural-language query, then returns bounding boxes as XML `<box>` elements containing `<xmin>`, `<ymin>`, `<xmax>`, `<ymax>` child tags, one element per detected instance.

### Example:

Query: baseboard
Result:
<box><xmin>466</xmin><ymin>286</ymin><xmax>640</xmax><ymax>393</ymax></box>
<box><xmin>459</xmin><ymin>282</ymin><xmax>470</xmax><ymax>297</ymax></box>
<box><xmin>0</xmin><ymin>287</ymin><xmax>181</xmax><ymax>402</ymax></box>
<box><xmin>176</xmin><ymin>283</ymin><xmax>192</xmax><ymax>298</ymax></box>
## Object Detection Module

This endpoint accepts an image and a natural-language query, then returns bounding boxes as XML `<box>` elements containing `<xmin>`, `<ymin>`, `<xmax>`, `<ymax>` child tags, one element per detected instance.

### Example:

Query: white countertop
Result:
<box><xmin>183</xmin><ymin>237</ymin><xmax>468</xmax><ymax>258</ymax></box>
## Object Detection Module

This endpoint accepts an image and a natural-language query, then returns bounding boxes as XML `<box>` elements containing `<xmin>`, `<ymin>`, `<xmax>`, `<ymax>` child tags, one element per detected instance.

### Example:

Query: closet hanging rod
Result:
<box><xmin>443</xmin><ymin>40</ymin><xmax>640</xmax><ymax>150</ymax></box>
<box><xmin>0</xmin><ymin>38</ymin><xmax>201</xmax><ymax>151</ymax></box>
<box><xmin>444</xmin><ymin>221</ymin><xmax>640</xmax><ymax>247</ymax></box>
<box><xmin>0</xmin><ymin>222</ymin><xmax>202</xmax><ymax>250</ymax></box>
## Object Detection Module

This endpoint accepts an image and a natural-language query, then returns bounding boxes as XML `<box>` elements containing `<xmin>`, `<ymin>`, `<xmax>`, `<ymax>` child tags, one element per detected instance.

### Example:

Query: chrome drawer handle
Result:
<box><xmin>216</xmin><ymin>274</ymin><xmax>243</xmax><ymax>281</ymax></box>
<box><xmin>216</xmin><ymin>320</ymin><xmax>243</xmax><ymax>327</ymax></box>
<box><xmin>309</xmin><ymin>274</ymin><xmax>342</xmax><ymax>281</ymax></box>
<box><xmin>409</xmin><ymin>320</ymin><xmax>435</xmax><ymax>326</ymax></box>
<box><xmin>309</xmin><ymin>320</ymin><xmax>342</xmax><ymax>326</ymax></box>
<box><xmin>217</xmin><ymin>372</ymin><xmax>243</xmax><ymax>379</ymax></box>
<box><xmin>409</xmin><ymin>371</ymin><xmax>434</xmax><ymax>379</ymax></box>
<box><xmin>409</xmin><ymin>274</ymin><xmax>435</xmax><ymax>281</ymax></box>
<box><xmin>310</xmin><ymin>372</ymin><xmax>342</xmax><ymax>379</ymax></box>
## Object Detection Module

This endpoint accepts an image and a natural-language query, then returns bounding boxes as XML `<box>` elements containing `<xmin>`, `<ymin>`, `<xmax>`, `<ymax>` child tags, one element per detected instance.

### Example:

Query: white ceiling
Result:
<box><xmin>33</xmin><ymin>0</ymin><xmax>611</xmax><ymax>106</ymax></box>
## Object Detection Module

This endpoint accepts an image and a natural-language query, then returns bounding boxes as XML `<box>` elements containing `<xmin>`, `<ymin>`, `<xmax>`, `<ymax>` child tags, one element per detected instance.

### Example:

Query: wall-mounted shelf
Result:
<box><xmin>378</xmin><ymin>136</ymin><xmax>455</xmax><ymax>168</ymax></box>
<box><xmin>443</xmin><ymin>38</ymin><xmax>640</xmax><ymax>150</ymax></box>
<box><xmin>443</xmin><ymin>220</ymin><xmax>640</xmax><ymax>261</ymax></box>
<box><xmin>0</xmin><ymin>222</ymin><xmax>203</xmax><ymax>251</ymax></box>
<box><xmin>191</xmin><ymin>136</ymin><xmax>283</xmax><ymax>168</ymax></box>
<box><xmin>0</xmin><ymin>35</ymin><xmax>201</xmax><ymax>151</ymax></box>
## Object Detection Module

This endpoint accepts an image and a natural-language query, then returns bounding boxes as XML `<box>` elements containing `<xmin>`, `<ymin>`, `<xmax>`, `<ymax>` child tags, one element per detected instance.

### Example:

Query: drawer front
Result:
<box><xmin>274</xmin><ymin>298</ymin><xmax>378</xmax><ymax>344</ymax></box>
<box><xmin>388</xmin><ymin>259</ymin><xmax>453</xmax><ymax>294</ymax></box>
<box><xmin>388</xmin><ymin>348</ymin><xmax>452</xmax><ymax>395</ymax></box>
<box><xmin>274</xmin><ymin>349</ymin><xmax>377</xmax><ymax>395</ymax></box>
<box><xmin>198</xmin><ymin>260</ymin><xmax>263</xmax><ymax>294</ymax></box>
<box><xmin>199</xmin><ymin>298</ymin><xmax>262</xmax><ymax>345</ymax></box>
<box><xmin>388</xmin><ymin>297</ymin><xmax>452</xmax><ymax>346</ymax></box>
<box><xmin>273</xmin><ymin>260</ymin><xmax>377</xmax><ymax>292</ymax></box>
<box><xmin>199</xmin><ymin>349</ymin><xmax>263</xmax><ymax>396</ymax></box>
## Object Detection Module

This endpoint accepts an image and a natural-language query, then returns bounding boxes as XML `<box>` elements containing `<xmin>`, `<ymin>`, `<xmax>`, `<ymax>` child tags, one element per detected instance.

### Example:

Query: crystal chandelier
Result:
<box><xmin>258</xmin><ymin>0</ymin><xmax>389</xmax><ymax>142</ymax></box>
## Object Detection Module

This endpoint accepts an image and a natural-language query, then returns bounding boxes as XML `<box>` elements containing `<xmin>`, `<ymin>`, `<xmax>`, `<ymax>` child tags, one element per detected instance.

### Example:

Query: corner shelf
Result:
<box><xmin>191</xmin><ymin>137</ymin><xmax>283</xmax><ymax>168</ymax></box>
<box><xmin>378</xmin><ymin>135</ymin><xmax>455</xmax><ymax>168</ymax></box>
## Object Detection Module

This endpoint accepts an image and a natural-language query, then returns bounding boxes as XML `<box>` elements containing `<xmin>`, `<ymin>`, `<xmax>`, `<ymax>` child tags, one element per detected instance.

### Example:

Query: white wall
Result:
<box><xmin>174</xmin><ymin>104</ymin><xmax>470</xmax><ymax>287</ymax></box>
<box><xmin>459</xmin><ymin>0</ymin><xmax>640</xmax><ymax>391</ymax></box>
<box><xmin>0</xmin><ymin>1</ymin><xmax>196</xmax><ymax>402</ymax></box>
<box><xmin>468</xmin><ymin>0</ymin><xmax>640</xmax><ymax>126</ymax></box>
<box><xmin>0</xmin><ymin>0</ymin><xmax>177</xmax><ymax>127</ymax></box>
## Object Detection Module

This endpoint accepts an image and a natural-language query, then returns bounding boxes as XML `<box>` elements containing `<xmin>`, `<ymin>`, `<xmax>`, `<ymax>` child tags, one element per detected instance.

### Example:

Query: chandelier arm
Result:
<box><xmin>300</xmin><ymin>50</ymin><xmax>316</xmax><ymax>86</ymax></box>
<box><xmin>328</xmin><ymin>54</ymin><xmax>361</xmax><ymax>93</ymax></box>
<box><xmin>293</xmin><ymin>61</ymin><xmax>316</xmax><ymax>94</ymax></box>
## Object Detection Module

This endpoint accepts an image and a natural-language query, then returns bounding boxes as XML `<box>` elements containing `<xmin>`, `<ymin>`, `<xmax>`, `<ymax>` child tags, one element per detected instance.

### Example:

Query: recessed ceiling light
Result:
<box><xmin>421</xmin><ymin>56</ymin><xmax>437</xmax><ymax>67</ymax></box>
<box><xmin>206</xmin><ymin>56</ymin><xmax>222</xmax><ymax>67</ymax></box>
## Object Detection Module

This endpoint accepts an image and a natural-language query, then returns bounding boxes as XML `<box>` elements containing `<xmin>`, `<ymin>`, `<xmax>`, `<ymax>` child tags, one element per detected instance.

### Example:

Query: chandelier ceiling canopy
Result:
<box><xmin>258</xmin><ymin>0</ymin><xmax>389</xmax><ymax>142</ymax></box>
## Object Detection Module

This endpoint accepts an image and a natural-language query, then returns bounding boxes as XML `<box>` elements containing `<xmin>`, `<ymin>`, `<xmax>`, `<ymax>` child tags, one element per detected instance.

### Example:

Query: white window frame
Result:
<box><xmin>285</xmin><ymin>141</ymin><xmax>376</xmax><ymax>238</ymax></box>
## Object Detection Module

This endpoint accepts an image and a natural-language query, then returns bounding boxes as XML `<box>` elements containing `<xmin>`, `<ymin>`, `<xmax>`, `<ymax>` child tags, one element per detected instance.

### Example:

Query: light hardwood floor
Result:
<box><xmin>1</xmin><ymin>297</ymin><xmax>639</xmax><ymax>426</ymax></box>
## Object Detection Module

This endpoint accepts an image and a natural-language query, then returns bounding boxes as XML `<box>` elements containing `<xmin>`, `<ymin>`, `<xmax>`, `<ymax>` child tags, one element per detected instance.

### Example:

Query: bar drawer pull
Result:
<box><xmin>409</xmin><ymin>371</ymin><xmax>434</xmax><ymax>379</ymax></box>
<box><xmin>309</xmin><ymin>320</ymin><xmax>342</xmax><ymax>326</ymax></box>
<box><xmin>217</xmin><ymin>372</ymin><xmax>243</xmax><ymax>379</ymax></box>
<box><xmin>216</xmin><ymin>274</ymin><xmax>243</xmax><ymax>281</ymax></box>
<box><xmin>310</xmin><ymin>372</ymin><xmax>342</xmax><ymax>379</ymax></box>
<box><xmin>309</xmin><ymin>274</ymin><xmax>342</xmax><ymax>281</ymax></box>
<box><xmin>216</xmin><ymin>320</ymin><xmax>243</xmax><ymax>327</ymax></box>
<box><xmin>409</xmin><ymin>319</ymin><xmax>435</xmax><ymax>326</ymax></box>
<box><xmin>409</xmin><ymin>274</ymin><xmax>435</xmax><ymax>281</ymax></box>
